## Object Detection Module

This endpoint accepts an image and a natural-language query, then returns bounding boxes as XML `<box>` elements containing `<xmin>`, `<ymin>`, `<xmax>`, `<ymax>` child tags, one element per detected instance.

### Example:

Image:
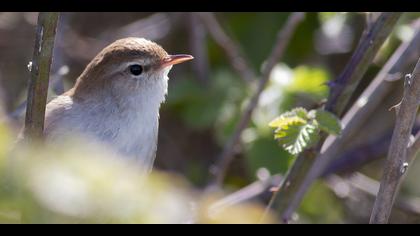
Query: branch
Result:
<box><xmin>23</xmin><ymin>12</ymin><xmax>59</xmax><ymax>140</ymax></box>
<box><xmin>209</xmin><ymin>12</ymin><xmax>305</xmax><ymax>188</ymax></box>
<box><xmin>325</xmin><ymin>12</ymin><xmax>403</xmax><ymax>115</ymax></box>
<box><xmin>370</xmin><ymin>58</ymin><xmax>420</xmax><ymax>224</ymax></box>
<box><xmin>197</xmin><ymin>12</ymin><xmax>256</xmax><ymax>83</ymax></box>
<box><xmin>263</xmin><ymin>12</ymin><xmax>402</xmax><ymax>223</ymax></box>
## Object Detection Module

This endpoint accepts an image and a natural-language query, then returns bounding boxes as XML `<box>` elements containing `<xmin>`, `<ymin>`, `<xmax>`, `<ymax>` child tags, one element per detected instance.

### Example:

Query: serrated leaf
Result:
<box><xmin>274</xmin><ymin>121</ymin><xmax>320</xmax><ymax>155</ymax></box>
<box><xmin>314</xmin><ymin>109</ymin><xmax>342</xmax><ymax>135</ymax></box>
<box><xmin>268</xmin><ymin>116</ymin><xmax>306</xmax><ymax>128</ymax></box>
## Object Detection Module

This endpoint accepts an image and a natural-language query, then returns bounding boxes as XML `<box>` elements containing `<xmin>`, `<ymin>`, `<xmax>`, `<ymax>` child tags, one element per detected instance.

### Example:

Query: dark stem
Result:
<box><xmin>23</xmin><ymin>12</ymin><xmax>60</xmax><ymax>141</ymax></box>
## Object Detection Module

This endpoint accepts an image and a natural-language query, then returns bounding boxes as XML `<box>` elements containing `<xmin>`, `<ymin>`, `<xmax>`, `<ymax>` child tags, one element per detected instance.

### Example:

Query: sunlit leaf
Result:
<box><xmin>275</xmin><ymin>121</ymin><xmax>319</xmax><ymax>155</ymax></box>
<box><xmin>268</xmin><ymin>116</ymin><xmax>306</xmax><ymax>129</ymax></box>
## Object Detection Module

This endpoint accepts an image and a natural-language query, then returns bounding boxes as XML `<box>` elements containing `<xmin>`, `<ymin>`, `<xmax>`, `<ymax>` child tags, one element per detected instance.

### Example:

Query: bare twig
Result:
<box><xmin>23</xmin><ymin>12</ymin><xmax>59</xmax><ymax>140</ymax></box>
<box><xmin>209</xmin><ymin>12</ymin><xmax>305</xmax><ymax>187</ymax></box>
<box><xmin>263</xmin><ymin>12</ymin><xmax>402</xmax><ymax>223</ymax></box>
<box><xmin>198</xmin><ymin>12</ymin><xmax>256</xmax><ymax>83</ymax></box>
<box><xmin>370</xmin><ymin>58</ymin><xmax>420</xmax><ymax>224</ymax></box>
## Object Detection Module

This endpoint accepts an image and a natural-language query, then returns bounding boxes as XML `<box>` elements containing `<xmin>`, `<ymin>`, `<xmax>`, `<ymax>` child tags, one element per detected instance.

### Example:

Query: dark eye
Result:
<box><xmin>129</xmin><ymin>64</ymin><xmax>143</xmax><ymax>76</ymax></box>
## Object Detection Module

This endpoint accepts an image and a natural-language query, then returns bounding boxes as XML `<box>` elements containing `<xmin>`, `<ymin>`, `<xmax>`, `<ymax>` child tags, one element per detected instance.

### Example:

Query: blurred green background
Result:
<box><xmin>1</xmin><ymin>12</ymin><xmax>420</xmax><ymax>223</ymax></box>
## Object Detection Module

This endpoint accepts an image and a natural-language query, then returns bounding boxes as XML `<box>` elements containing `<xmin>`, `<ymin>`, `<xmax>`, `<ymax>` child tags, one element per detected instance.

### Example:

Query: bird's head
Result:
<box><xmin>71</xmin><ymin>37</ymin><xmax>193</xmax><ymax>102</ymax></box>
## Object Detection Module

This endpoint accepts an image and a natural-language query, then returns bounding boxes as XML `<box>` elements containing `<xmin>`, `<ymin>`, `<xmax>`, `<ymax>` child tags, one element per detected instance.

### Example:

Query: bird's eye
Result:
<box><xmin>129</xmin><ymin>64</ymin><xmax>143</xmax><ymax>76</ymax></box>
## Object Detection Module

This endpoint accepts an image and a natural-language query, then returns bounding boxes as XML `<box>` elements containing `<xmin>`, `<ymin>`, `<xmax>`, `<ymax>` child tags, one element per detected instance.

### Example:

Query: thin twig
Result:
<box><xmin>370</xmin><ymin>58</ymin><xmax>420</xmax><ymax>224</ymax></box>
<box><xmin>263</xmin><ymin>12</ymin><xmax>402</xmax><ymax>223</ymax></box>
<box><xmin>23</xmin><ymin>12</ymin><xmax>59</xmax><ymax>140</ymax></box>
<box><xmin>197</xmin><ymin>12</ymin><xmax>256</xmax><ymax>83</ymax></box>
<box><xmin>209</xmin><ymin>12</ymin><xmax>305</xmax><ymax>188</ymax></box>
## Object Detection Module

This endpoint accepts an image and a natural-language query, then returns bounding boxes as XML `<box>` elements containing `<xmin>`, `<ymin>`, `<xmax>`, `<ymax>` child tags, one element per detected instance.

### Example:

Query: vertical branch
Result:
<box><xmin>370</xmin><ymin>58</ymin><xmax>420</xmax><ymax>224</ymax></box>
<box><xmin>209</xmin><ymin>12</ymin><xmax>305</xmax><ymax>187</ymax></box>
<box><xmin>263</xmin><ymin>12</ymin><xmax>402</xmax><ymax>223</ymax></box>
<box><xmin>23</xmin><ymin>12</ymin><xmax>59</xmax><ymax>140</ymax></box>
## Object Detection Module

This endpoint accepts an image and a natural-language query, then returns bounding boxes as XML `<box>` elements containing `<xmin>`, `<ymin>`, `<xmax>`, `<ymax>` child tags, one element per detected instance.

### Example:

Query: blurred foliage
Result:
<box><xmin>0</xmin><ymin>132</ymin><xmax>275</xmax><ymax>223</ymax></box>
<box><xmin>299</xmin><ymin>180</ymin><xmax>344</xmax><ymax>223</ymax></box>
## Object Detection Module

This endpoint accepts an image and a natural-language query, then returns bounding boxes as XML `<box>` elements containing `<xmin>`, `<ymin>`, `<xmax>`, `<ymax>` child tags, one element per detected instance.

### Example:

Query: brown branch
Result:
<box><xmin>209</xmin><ymin>12</ymin><xmax>305</xmax><ymax>188</ymax></box>
<box><xmin>263</xmin><ymin>12</ymin><xmax>402</xmax><ymax>223</ymax></box>
<box><xmin>23</xmin><ymin>12</ymin><xmax>60</xmax><ymax>140</ymax></box>
<box><xmin>370</xmin><ymin>58</ymin><xmax>420</xmax><ymax>224</ymax></box>
<box><xmin>197</xmin><ymin>12</ymin><xmax>256</xmax><ymax>83</ymax></box>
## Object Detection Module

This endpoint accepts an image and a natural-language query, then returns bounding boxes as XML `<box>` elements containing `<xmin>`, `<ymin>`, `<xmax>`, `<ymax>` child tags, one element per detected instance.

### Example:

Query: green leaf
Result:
<box><xmin>269</xmin><ymin>107</ymin><xmax>309</xmax><ymax>128</ymax></box>
<box><xmin>274</xmin><ymin>121</ymin><xmax>319</xmax><ymax>155</ymax></box>
<box><xmin>268</xmin><ymin>116</ymin><xmax>306</xmax><ymax>128</ymax></box>
<box><xmin>314</xmin><ymin>109</ymin><xmax>342</xmax><ymax>135</ymax></box>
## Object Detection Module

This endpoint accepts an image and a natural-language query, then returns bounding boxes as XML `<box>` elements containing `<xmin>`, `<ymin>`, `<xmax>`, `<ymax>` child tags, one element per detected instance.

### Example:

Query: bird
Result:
<box><xmin>43</xmin><ymin>37</ymin><xmax>193</xmax><ymax>172</ymax></box>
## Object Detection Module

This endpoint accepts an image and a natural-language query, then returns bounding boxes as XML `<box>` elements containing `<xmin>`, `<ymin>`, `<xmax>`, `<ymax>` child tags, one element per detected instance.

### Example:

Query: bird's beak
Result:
<box><xmin>160</xmin><ymin>54</ymin><xmax>194</xmax><ymax>68</ymax></box>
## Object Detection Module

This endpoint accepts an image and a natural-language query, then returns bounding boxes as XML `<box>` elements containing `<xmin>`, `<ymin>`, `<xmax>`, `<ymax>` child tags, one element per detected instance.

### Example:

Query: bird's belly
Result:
<box><xmin>47</xmin><ymin>112</ymin><xmax>158</xmax><ymax>170</ymax></box>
